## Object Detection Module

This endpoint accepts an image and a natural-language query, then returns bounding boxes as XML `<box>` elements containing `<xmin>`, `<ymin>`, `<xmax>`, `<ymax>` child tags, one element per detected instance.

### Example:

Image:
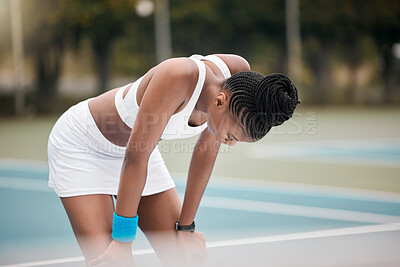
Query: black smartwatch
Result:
<box><xmin>175</xmin><ymin>220</ymin><xmax>195</xmax><ymax>233</ymax></box>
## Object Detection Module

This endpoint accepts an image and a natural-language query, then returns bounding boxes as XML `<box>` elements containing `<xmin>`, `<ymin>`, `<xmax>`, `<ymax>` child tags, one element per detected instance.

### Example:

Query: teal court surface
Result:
<box><xmin>0</xmin><ymin>159</ymin><xmax>400</xmax><ymax>267</ymax></box>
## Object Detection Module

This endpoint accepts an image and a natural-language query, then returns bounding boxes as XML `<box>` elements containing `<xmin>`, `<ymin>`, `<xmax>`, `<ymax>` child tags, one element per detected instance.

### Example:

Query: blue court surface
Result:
<box><xmin>0</xmin><ymin>160</ymin><xmax>400</xmax><ymax>267</ymax></box>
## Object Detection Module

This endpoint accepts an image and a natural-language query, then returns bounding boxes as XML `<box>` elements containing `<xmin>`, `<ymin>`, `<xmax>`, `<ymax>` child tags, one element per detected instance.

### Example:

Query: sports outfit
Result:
<box><xmin>47</xmin><ymin>54</ymin><xmax>231</xmax><ymax>197</ymax></box>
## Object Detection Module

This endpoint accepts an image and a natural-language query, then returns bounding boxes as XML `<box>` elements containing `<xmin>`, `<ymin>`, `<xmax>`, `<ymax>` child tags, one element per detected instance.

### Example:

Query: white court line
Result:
<box><xmin>247</xmin><ymin>138</ymin><xmax>400</xmax><ymax>168</ymax></box>
<box><xmin>2</xmin><ymin>171</ymin><xmax>400</xmax><ymax>204</ymax></box>
<box><xmin>248</xmin><ymin>137</ymin><xmax>400</xmax><ymax>149</ymax></box>
<box><xmin>250</xmin><ymin>155</ymin><xmax>400</xmax><ymax>168</ymax></box>
<box><xmin>201</xmin><ymin>196</ymin><xmax>400</xmax><ymax>224</ymax></box>
<box><xmin>207</xmin><ymin>222</ymin><xmax>400</xmax><ymax>248</ymax></box>
<box><xmin>0</xmin><ymin>249</ymin><xmax>155</xmax><ymax>267</ymax></box>
<box><xmin>171</xmin><ymin>172</ymin><xmax>400</xmax><ymax>203</ymax></box>
<box><xmin>2</xmin><ymin>158</ymin><xmax>400</xmax><ymax>203</ymax></box>
<box><xmin>0</xmin><ymin>177</ymin><xmax>50</xmax><ymax>192</ymax></box>
<box><xmin>1</xmin><ymin>176</ymin><xmax>399</xmax><ymax>224</ymax></box>
<box><xmin>253</xmin><ymin>137</ymin><xmax>400</xmax><ymax>146</ymax></box>
<box><xmin>0</xmin><ymin>159</ymin><xmax>48</xmax><ymax>169</ymax></box>
<box><xmin>1</xmin><ymin>223</ymin><xmax>400</xmax><ymax>267</ymax></box>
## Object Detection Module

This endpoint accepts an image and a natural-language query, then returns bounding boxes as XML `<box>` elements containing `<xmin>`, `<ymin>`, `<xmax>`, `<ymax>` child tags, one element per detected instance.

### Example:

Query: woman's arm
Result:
<box><xmin>179</xmin><ymin>127</ymin><xmax>221</xmax><ymax>225</ymax></box>
<box><xmin>91</xmin><ymin>58</ymin><xmax>199</xmax><ymax>266</ymax></box>
<box><xmin>178</xmin><ymin>54</ymin><xmax>250</xmax><ymax>225</ymax></box>
<box><xmin>116</xmin><ymin>58</ymin><xmax>198</xmax><ymax>218</ymax></box>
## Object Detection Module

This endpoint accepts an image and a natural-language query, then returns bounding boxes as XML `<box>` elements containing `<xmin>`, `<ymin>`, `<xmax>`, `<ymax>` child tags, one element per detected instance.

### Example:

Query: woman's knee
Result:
<box><xmin>137</xmin><ymin>188</ymin><xmax>181</xmax><ymax>232</ymax></box>
<box><xmin>60</xmin><ymin>194</ymin><xmax>115</xmax><ymax>262</ymax></box>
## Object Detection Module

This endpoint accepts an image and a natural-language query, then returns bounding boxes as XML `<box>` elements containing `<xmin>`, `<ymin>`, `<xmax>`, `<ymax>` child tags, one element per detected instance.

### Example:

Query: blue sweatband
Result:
<box><xmin>111</xmin><ymin>212</ymin><xmax>139</xmax><ymax>242</ymax></box>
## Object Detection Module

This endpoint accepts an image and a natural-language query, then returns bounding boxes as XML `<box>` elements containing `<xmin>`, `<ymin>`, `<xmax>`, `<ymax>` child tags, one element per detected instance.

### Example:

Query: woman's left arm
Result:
<box><xmin>179</xmin><ymin>127</ymin><xmax>221</xmax><ymax>225</ymax></box>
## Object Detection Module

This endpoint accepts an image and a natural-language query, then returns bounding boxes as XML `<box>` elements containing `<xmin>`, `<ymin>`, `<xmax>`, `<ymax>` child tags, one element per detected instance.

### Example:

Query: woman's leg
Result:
<box><xmin>136</xmin><ymin>187</ymin><xmax>184</xmax><ymax>266</ymax></box>
<box><xmin>60</xmin><ymin>194</ymin><xmax>122</xmax><ymax>266</ymax></box>
<box><xmin>61</xmin><ymin>188</ymin><xmax>191</xmax><ymax>266</ymax></box>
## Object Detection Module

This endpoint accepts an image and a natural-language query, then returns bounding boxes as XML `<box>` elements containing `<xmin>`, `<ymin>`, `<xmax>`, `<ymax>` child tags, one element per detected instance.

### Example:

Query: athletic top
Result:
<box><xmin>114</xmin><ymin>54</ymin><xmax>232</xmax><ymax>140</ymax></box>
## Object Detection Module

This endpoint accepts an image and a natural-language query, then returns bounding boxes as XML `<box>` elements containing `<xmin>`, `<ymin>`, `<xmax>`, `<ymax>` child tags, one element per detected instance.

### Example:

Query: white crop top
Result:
<box><xmin>114</xmin><ymin>54</ymin><xmax>232</xmax><ymax>140</ymax></box>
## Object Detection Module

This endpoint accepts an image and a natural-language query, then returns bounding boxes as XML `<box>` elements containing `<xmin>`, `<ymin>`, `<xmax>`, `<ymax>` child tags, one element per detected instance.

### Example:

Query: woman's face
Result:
<box><xmin>207</xmin><ymin>90</ymin><xmax>252</xmax><ymax>146</ymax></box>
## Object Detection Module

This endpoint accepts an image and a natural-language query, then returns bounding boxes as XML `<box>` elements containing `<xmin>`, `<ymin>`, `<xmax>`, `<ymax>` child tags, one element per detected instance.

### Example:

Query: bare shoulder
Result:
<box><xmin>213</xmin><ymin>54</ymin><xmax>251</xmax><ymax>74</ymax></box>
<box><xmin>142</xmin><ymin>57</ymin><xmax>199</xmax><ymax>111</ymax></box>
<box><xmin>155</xmin><ymin>57</ymin><xmax>199</xmax><ymax>83</ymax></box>
<box><xmin>125</xmin><ymin>57</ymin><xmax>200</xmax><ymax>158</ymax></box>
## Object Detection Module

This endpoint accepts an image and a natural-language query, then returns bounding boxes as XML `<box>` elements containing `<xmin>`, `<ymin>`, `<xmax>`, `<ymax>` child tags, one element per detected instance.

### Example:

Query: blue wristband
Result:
<box><xmin>111</xmin><ymin>212</ymin><xmax>139</xmax><ymax>242</ymax></box>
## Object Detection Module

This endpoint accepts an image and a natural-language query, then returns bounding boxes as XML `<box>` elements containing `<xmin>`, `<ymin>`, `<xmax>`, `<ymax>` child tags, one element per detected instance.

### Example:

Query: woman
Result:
<box><xmin>47</xmin><ymin>54</ymin><xmax>300</xmax><ymax>266</ymax></box>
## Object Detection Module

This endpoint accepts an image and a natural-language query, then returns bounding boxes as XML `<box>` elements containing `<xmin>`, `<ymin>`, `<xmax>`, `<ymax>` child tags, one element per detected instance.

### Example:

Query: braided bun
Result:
<box><xmin>224</xmin><ymin>71</ymin><xmax>300</xmax><ymax>141</ymax></box>
<box><xmin>256</xmin><ymin>73</ymin><xmax>300</xmax><ymax>127</ymax></box>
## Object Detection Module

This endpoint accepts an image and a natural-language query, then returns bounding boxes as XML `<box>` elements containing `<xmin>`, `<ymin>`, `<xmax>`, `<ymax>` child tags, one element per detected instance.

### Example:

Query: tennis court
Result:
<box><xmin>0</xmin><ymin>159</ymin><xmax>399</xmax><ymax>266</ymax></box>
<box><xmin>0</xmin><ymin>107</ymin><xmax>399</xmax><ymax>266</ymax></box>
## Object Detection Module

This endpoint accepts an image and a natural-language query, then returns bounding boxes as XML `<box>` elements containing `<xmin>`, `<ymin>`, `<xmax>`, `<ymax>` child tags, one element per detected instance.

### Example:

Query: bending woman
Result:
<box><xmin>47</xmin><ymin>54</ymin><xmax>300</xmax><ymax>266</ymax></box>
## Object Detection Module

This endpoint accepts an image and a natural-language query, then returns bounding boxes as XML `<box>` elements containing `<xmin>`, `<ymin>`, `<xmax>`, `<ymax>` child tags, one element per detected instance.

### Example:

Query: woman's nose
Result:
<box><xmin>225</xmin><ymin>138</ymin><xmax>237</xmax><ymax>146</ymax></box>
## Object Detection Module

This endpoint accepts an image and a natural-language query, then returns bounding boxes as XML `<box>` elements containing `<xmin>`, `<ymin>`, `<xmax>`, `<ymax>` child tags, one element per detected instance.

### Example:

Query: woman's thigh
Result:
<box><xmin>60</xmin><ymin>194</ymin><xmax>115</xmax><ymax>264</ymax></box>
<box><xmin>136</xmin><ymin>188</ymin><xmax>183</xmax><ymax>265</ymax></box>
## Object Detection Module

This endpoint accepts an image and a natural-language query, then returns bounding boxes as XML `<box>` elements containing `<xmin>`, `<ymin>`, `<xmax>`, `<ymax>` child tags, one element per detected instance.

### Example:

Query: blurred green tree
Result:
<box><xmin>301</xmin><ymin>0</ymin><xmax>354</xmax><ymax>104</ymax></box>
<box><xmin>361</xmin><ymin>0</ymin><xmax>400</xmax><ymax>103</ymax></box>
<box><xmin>23</xmin><ymin>0</ymin><xmax>68</xmax><ymax>113</ymax></box>
<box><xmin>15</xmin><ymin>0</ymin><xmax>400</xmax><ymax>113</ymax></box>
<box><xmin>62</xmin><ymin>0</ymin><xmax>138</xmax><ymax>94</ymax></box>
<box><xmin>0</xmin><ymin>1</ymin><xmax>10</xmax><ymax>61</ymax></box>
<box><xmin>170</xmin><ymin>0</ymin><xmax>286</xmax><ymax>72</ymax></box>
<box><xmin>301</xmin><ymin>0</ymin><xmax>400</xmax><ymax>104</ymax></box>
<box><xmin>22</xmin><ymin>0</ymin><xmax>138</xmax><ymax>113</ymax></box>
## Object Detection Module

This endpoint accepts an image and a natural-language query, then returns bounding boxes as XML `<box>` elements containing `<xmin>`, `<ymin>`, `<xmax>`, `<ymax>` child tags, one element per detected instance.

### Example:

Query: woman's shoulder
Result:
<box><xmin>156</xmin><ymin>57</ymin><xmax>199</xmax><ymax>80</ymax></box>
<box><xmin>213</xmin><ymin>54</ymin><xmax>251</xmax><ymax>74</ymax></box>
<box><xmin>149</xmin><ymin>57</ymin><xmax>199</xmax><ymax>98</ymax></box>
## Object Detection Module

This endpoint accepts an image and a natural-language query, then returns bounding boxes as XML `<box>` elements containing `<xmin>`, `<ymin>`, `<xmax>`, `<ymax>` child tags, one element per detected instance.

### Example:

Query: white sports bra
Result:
<box><xmin>114</xmin><ymin>54</ymin><xmax>232</xmax><ymax>140</ymax></box>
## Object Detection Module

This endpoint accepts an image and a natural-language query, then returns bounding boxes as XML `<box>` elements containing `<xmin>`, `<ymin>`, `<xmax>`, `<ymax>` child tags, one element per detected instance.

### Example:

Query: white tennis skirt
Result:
<box><xmin>47</xmin><ymin>99</ymin><xmax>175</xmax><ymax>198</ymax></box>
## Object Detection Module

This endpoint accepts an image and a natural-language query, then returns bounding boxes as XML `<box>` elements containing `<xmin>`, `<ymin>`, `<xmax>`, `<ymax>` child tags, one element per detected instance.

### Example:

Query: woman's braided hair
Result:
<box><xmin>224</xmin><ymin>72</ymin><xmax>300</xmax><ymax>142</ymax></box>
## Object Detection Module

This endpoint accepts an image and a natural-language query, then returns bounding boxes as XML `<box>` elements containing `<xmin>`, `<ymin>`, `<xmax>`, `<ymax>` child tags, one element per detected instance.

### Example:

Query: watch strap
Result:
<box><xmin>175</xmin><ymin>220</ymin><xmax>195</xmax><ymax>232</ymax></box>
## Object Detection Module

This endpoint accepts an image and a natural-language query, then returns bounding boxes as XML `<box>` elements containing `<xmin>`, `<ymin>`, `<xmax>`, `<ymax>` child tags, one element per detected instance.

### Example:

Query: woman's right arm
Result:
<box><xmin>116</xmin><ymin>58</ymin><xmax>198</xmax><ymax>218</ymax></box>
<box><xmin>90</xmin><ymin>58</ymin><xmax>198</xmax><ymax>266</ymax></box>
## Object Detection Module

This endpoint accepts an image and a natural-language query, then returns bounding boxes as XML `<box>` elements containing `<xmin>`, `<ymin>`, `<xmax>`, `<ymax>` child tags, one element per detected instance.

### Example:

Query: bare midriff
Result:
<box><xmin>88</xmin><ymin>88</ymin><xmax>133</xmax><ymax>147</ymax></box>
<box><xmin>87</xmin><ymin>60</ymin><xmax>214</xmax><ymax>147</ymax></box>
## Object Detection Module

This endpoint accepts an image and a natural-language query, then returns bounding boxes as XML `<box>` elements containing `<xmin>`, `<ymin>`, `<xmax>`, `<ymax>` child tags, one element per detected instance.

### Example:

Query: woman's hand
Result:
<box><xmin>176</xmin><ymin>230</ymin><xmax>207</xmax><ymax>266</ymax></box>
<box><xmin>90</xmin><ymin>240</ymin><xmax>134</xmax><ymax>267</ymax></box>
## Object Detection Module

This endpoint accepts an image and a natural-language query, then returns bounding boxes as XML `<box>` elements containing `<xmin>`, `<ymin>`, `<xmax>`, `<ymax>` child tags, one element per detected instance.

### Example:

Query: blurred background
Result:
<box><xmin>0</xmin><ymin>1</ymin><xmax>400</xmax><ymax>266</ymax></box>
<box><xmin>0</xmin><ymin>0</ymin><xmax>399</xmax><ymax>188</ymax></box>
<box><xmin>0</xmin><ymin>0</ymin><xmax>399</xmax><ymax>115</ymax></box>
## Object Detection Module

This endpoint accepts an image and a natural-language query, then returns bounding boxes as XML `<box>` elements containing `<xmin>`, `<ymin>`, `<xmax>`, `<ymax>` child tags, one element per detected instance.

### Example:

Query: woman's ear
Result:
<box><xmin>215</xmin><ymin>92</ymin><xmax>228</xmax><ymax>108</ymax></box>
